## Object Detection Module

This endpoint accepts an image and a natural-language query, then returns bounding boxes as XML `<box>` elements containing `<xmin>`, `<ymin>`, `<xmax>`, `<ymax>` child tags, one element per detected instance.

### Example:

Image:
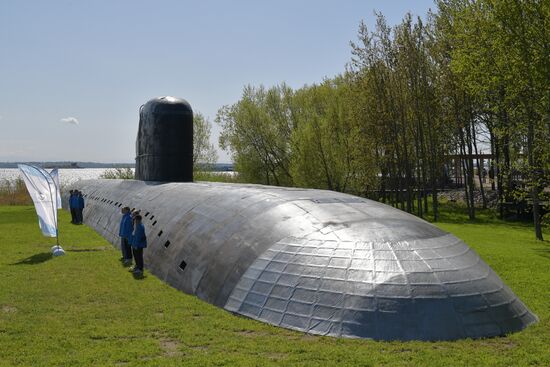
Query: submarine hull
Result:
<box><xmin>64</xmin><ymin>179</ymin><xmax>538</xmax><ymax>341</ymax></box>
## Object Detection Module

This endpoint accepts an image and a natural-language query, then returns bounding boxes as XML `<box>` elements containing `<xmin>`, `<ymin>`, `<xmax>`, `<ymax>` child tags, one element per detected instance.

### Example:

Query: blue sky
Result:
<box><xmin>0</xmin><ymin>0</ymin><xmax>435</xmax><ymax>163</ymax></box>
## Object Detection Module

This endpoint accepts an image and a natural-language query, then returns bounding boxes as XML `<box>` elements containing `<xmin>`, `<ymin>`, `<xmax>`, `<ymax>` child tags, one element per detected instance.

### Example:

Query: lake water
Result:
<box><xmin>0</xmin><ymin>168</ymin><xmax>235</xmax><ymax>187</ymax></box>
<box><xmin>0</xmin><ymin>168</ymin><xmax>132</xmax><ymax>187</ymax></box>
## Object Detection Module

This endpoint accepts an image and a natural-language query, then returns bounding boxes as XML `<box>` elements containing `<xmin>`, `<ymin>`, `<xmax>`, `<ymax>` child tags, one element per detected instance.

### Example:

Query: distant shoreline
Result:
<box><xmin>0</xmin><ymin>162</ymin><xmax>234</xmax><ymax>171</ymax></box>
<box><xmin>0</xmin><ymin>162</ymin><xmax>135</xmax><ymax>169</ymax></box>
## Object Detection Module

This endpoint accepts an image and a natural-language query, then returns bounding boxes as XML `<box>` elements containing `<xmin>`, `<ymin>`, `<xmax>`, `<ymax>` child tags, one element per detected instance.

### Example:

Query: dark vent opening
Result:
<box><xmin>164</xmin><ymin>240</ymin><xmax>171</xmax><ymax>248</ymax></box>
<box><xmin>158</xmin><ymin>230</ymin><xmax>163</xmax><ymax>237</ymax></box>
<box><xmin>152</xmin><ymin>220</ymin><xmax>157</xmax><ymax>226</ymax></box>
<box><xmin>145</xmin><ymin>212</ymin><xmax>150</xmax><ymax>217</ymax></box>
<box><xmin>179</xmin><ymin>260</ymin><xmax>187</xmax><ymax>271</ymax></box>
<box><xmin>150</xmin><ymin>215</ymin><xmax>155</xmax><ymax>220</ymax></box>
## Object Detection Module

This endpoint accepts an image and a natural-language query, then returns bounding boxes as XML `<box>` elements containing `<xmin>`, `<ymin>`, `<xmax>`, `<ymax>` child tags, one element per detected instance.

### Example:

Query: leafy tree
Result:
<box><xmin>217</xmin><ymin>84</ymin><xmax>293</xmax><ymax>186</ymax></box>
<box><xmin>436</xmin><ymin>0</ymin><xmax>549</xmax><ymax>239</ymax></box>
<box><xmin>215</xmin><ymin>2</ymin><xmax>549</xmax><ymax>238</ymax></box>
<box><xmin>193</xmin><ymin>112</ymin><xmax>218</xmax><ymax>171</ymax></box>
<box><xmin>290</xmin><ymin>77</ymin><xmax>371</xmax><ymax>193</ymax></box>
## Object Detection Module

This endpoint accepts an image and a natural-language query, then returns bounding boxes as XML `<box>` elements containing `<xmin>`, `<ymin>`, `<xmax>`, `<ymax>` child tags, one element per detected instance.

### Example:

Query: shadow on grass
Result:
<box><xmin>66</xmin><ymin>247</ymin><xmax>107</xmax><ymax>253</ymax></box>
<box><xmin>425</xmin><ymin>202</ymin><xmax>538</xmax><ymax>230</ymax></box>
<box><xmin>534</xmin><ymin>247</ymin><xmax>550</xmax><ymax>260</ymax></box>
<box><xmin>132</xmin><ymin>272</ymin><xmax>146</xmax><ymax>280</ymax></box>
<box><xmin>12</xmin><ymin>252</ymin><xmax>52</xmax><ymax>265</ymax></box>
<box><xmin>119</xmin><ymin>259</ymin><xmax>134</xmax><ymax>269</ymax></box>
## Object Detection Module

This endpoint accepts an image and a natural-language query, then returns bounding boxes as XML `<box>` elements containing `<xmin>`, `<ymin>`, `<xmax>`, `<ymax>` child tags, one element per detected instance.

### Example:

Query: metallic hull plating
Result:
<box><xmin>65</xmin><ymin>179</ymin><xmax>537</xmax><ymax>341</ymax></box>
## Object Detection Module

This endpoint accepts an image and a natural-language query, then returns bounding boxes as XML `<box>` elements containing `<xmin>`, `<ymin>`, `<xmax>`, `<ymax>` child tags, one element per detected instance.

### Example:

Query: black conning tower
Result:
<box><xmin>135</xmin><ymin>96</ymin><xmax>193</xmax><ymax>182</ymax></box>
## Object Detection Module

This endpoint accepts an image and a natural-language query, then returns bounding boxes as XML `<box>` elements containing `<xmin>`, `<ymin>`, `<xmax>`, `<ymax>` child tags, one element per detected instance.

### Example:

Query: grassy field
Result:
<box><xmin>0</xmin><ymin>205</ymin><xmax>549</xmax><ymax>366</ymax></box>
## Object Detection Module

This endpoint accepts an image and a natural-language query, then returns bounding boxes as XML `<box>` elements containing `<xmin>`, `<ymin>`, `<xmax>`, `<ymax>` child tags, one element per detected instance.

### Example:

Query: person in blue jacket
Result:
<box><xmin>68</xmin><ymin>190</ymin><xmax>77</xmax><ymax>224</ymax></box>
<box><xmin>76</xmin><ymin>191</ymin><xmax>85</xmax><ymax>224</ymax></box>
<box><xmin>118</xmin><ymin>207</ymin><xmax>133</xmax><ymax>266</ymax></box>
<box><xmin>130</xmin><ymin>215</ymin><xmax>147</xmax><ymax>276</ymax></box>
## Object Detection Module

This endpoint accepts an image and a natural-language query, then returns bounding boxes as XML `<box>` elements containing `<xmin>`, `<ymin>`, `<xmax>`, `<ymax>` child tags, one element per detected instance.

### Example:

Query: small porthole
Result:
<box><xmin>158</xmin><ymin>230</ymin><xmax>163</xmax><ymax>237</ymax></box>
<box><xmin>164</xmin><ymin>240</ymin><xmax>171</xmax><ymax>248</ymax></box>
<box><xmin>179</xmin><ymin>260</ymin><xmax>187</xmax><ymax>271</ymax></box>
<box><xmin>152</xmin><ymin>220</ymin><xmax>157</xmax><ymax>226</ymax></box>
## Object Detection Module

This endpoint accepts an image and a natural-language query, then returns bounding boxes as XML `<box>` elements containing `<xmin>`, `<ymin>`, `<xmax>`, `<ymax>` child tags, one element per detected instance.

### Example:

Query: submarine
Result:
<box><xmin>64</xmin><ymin>96</ymin><xmax>537</xmax><ymax>341</ymax></box>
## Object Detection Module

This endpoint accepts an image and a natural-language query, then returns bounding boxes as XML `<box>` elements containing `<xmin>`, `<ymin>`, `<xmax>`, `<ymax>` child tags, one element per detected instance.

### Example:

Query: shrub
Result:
<box><xmin>99</xmin><ymin>168</ymin><xmax>135</xmax><ymax>180</ymax></box>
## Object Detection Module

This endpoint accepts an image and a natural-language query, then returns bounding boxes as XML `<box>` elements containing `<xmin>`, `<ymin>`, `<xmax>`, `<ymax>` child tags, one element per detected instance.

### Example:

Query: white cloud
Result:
<box><xmin>60</xmin><ymin>116</ymin><xmax>79</xmax><ymax>125</ymax></box>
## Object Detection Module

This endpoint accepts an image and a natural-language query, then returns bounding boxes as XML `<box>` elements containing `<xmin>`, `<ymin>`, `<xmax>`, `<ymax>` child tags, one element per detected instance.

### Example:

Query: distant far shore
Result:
<box><xmin>0</xmin><ymin>162</ymin><xmax>234</xmax><ymax>171</ymax></box>
<box><xmin>0</xmin><ymin>161</ymin><xmax>135</xmax><ymax>169</ymax></box>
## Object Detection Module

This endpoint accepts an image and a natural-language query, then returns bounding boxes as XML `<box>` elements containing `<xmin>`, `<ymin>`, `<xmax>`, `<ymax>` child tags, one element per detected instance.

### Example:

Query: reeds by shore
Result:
<box><xmin>0</xmin><ymin>178</ymin><xmax>32</xmax><ymax>205</ymax></box>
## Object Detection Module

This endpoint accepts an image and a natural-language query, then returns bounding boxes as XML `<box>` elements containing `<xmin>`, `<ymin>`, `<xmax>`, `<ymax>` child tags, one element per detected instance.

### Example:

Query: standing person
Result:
<box><xmin>76</xmin><ymin>191</ymin><xmax>85</xmax><ymax>224</ymax></box>
<box><xmin>130</xmin><ymin>215</ymin><xmax>147</xmax><ymax>276</ymax></box>
<box><xmin>118</xmin><ymin>207</ymin><xmax>133</xmax><ymax>266</ymax></box>
<box><xmin>69</xmin><ymin>190</ymin><xmax>77</xmax><ymax>224</ymax></box>
<box><xmin>130</xmin><ymin>209</ymin><xmax>141</xmax><ymax>229</ymax></box>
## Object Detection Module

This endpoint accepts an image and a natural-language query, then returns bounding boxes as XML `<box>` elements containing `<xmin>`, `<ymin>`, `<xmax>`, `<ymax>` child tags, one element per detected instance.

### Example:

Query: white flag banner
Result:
<box><xmin>49</xmin><ymin>168</ymin><xmax>62</xmax><ymax>209</ymax></box>
<box><xmin>18</xmin><ymin>164</ymin><xmax>58</xmax><ymax>238</ymax></box>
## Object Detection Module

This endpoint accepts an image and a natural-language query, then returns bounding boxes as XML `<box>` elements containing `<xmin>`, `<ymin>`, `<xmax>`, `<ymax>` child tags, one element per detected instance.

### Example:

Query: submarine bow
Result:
<box><xmin>64</xmin><ymin>179</ymin><xmax>537</xmax><ymax>341</ymax></box>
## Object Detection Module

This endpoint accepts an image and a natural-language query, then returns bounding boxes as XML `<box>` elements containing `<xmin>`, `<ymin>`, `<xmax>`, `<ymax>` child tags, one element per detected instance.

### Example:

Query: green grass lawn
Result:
<box><xmin>0</xmin><ymin>205</ymin><xmax>549</xmax><ymax>366</ymax></box>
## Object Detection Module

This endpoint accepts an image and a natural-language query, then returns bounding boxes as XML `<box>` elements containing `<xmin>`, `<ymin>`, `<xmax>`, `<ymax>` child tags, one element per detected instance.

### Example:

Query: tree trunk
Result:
<box><xmin>471</xmin><ymin>121</ymin><xmax>487</xmax><ymax>209</ymax></box>
<box><xmin>527</xmin><ymin>112</ymin><xmax>544</xmax><ymax>240</ymax></box>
